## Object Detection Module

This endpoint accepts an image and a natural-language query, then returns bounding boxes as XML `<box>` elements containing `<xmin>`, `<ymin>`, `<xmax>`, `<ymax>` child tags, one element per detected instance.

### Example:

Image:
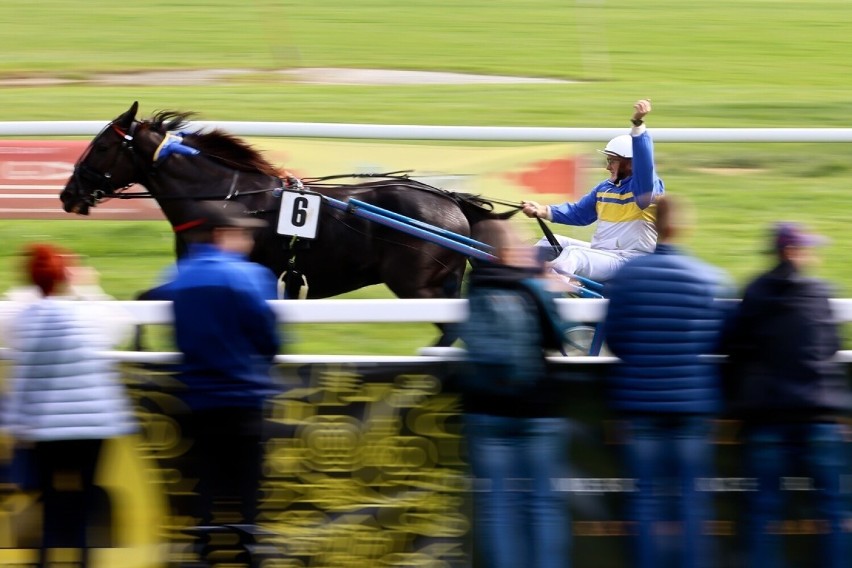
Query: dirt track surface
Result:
<box><xmin>0</xmin><ymin>67</ymin><xmax>572</xmax><ymax>87</ymax></box>
<box><xmin>0</xmin><ymin>140</ymin><xmax>165</xmax><ymax>221</ymax></box>
<box><xmin>0</xmin><ymin>189</ymin><xmax>166</xmax><ymax>221</ymax></box>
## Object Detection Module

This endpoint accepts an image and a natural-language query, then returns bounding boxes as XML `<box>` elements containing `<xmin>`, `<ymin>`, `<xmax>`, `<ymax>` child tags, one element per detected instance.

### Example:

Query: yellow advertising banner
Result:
<box><xmin>254</xmin><ymin>139</ymin><xmax>588</xmax><ymax>204</ymax></box>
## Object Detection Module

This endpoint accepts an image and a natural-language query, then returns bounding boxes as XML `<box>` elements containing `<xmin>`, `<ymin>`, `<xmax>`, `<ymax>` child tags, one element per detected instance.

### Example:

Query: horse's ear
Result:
<box><xmin>115</xmin><ymin>101</ymin><xmax>139</xmax><ymax>127</ymax></box>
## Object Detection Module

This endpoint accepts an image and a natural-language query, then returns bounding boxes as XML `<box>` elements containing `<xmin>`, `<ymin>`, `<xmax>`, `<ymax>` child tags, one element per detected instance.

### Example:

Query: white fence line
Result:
<box><xmin>2</xmin><ymin>121</ymin><xmax>852</xmax><ymax>142</ymax></box>
<box><xmin>2</xmin><ymin>299</ymin><xmax>852</xmax><ymax>365</ymax></box>
<box><xmin>110</xmin><ymin>298</ymin><xmax>610</xmax><ymax>325</ymax></box>
<box><xmin>73</xmin><ymin>297</ymin><xmax>852</xmax><ymax>326</ymax></box>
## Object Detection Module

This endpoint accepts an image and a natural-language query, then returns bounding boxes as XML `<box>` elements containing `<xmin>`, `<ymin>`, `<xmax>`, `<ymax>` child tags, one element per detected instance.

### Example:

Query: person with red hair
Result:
<box><xmin>0</xmin><ymin>243</ymin><xmax>135</xmax><ymax>568</ymax></box>
<box><xmin>26</xmin><ymin>243</ymin><xmax>69</xmax><ymax>296</ymax></box>
<box><xmin>3</xmin><ymin>244</ymin><xmax>111</xmax><ymax>303</ymax></box>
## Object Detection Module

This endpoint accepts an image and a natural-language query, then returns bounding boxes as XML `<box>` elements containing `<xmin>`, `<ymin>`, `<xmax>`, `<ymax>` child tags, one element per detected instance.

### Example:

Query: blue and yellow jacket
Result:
<box><xmin>549</xmin><ymin>130</ymin><xmax>664</xmax><ymax>254</ymax></box>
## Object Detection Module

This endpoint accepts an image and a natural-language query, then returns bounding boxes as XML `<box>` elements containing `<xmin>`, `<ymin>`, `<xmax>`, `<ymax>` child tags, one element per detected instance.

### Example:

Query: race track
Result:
<box><xmin>0</xmin><ymin>140</ymin><xmax>165</xmax><ymax>221</ymax></box>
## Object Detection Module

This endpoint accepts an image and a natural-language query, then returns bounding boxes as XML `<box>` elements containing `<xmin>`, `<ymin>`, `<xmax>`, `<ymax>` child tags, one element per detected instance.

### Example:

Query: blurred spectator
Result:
<box><xmin>603</xmin><ymin>196</ymin><xmax>729</xmax><ymax>568</ymax></box>
<box><xmin>0</xmin><ymin>243</ymin><xmax>135</xmax><ymax>568</ymax></box>
<box><xmin>521</xmin><ymin>99</ymin><xmax>664</xmax><ymax>283</ymax></box>
<box><xmin>719</xmin><ymin>222</ymin><xmax>851</xmax><ymax>568</ymax></box>
<box><xmin>164</xmin><ymin>200</ymin><xmax>281</xmax><ymax>564</ymax></box>
<box><xmin>2</xmin><ymin>253</ymin><xmax>111</xmax><ymax>303</ymax></box>
<box><xmin>457</xmin><ymin>220</ymin><xmax>574</xmax><ymax>568</ymax></box>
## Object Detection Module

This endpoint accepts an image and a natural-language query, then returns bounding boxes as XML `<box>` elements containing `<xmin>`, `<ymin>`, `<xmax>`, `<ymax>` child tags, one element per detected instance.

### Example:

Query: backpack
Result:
<box><xmin>458</xmin><ymin>285</ymin><xmax>547</xmax><ymax>398</ymax></box>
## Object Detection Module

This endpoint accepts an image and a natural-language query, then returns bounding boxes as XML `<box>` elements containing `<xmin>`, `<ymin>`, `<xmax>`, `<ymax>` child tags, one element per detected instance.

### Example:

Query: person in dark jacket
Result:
<box><xmin>603</xmin><ymin>196</ymin><xmax>729</xmax><ymax>568</ymax></box>
<box><xmin>458</xmin><ymin>220</ymin><xmax>574</xmax><ymax>568</ymax></box>
<box><xmin>719</xmin><ymin>222</ymin><xmax>851</xmax><ymax>568</ymax></box>
<box><xmin>163</xmin><ymin>200</ymin><xmax>282</xmax><ymax>564</ymax></box>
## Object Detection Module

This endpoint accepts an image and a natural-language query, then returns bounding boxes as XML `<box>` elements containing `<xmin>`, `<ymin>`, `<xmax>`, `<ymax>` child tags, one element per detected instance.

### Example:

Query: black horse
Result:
<box><xmin>60</xmin><ymin>102</ymin><xmax>517</xmax><ymax>345</ymax></box>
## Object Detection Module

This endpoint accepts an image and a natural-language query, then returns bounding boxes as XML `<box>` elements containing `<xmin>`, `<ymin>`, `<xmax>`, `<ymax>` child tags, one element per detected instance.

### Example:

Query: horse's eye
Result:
<box><xmin>93</xmin><ymin>142</ymin><xmax>110</xmax><ymax>153</ymax></box>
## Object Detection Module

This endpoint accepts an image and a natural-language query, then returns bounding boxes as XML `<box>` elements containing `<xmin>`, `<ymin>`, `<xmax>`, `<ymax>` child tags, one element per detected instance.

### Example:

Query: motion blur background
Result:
<box><xmin>1</xmin><ymin>2</ymin><xmax>851</xmax><ymax>566</ymax></box>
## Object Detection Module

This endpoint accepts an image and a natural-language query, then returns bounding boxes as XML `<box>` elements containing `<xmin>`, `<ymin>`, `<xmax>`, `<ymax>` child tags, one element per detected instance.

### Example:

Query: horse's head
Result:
<box><xmin>61</xmin><ymin>102</ymin><xmax>283</xmax><ymax>219</ymax></box>
<box><xmin>60</xmin><ymin>101</ymin><xmax>145</xmax><ymax>215</ymax></box>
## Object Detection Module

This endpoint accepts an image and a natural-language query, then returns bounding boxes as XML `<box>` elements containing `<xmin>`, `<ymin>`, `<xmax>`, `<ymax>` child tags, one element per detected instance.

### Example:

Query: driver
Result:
<box><xmin>521</xmin><ymin>99</ymin><xmax>665</xmax><ymax>283</ymax></box>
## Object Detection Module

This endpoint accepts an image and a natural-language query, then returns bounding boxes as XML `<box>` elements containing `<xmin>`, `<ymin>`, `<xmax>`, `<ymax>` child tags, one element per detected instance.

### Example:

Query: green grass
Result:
<box><xmin>2</xmin><ymin>0</ymin><xmax>852</xmax><ymax>125</ymax></box>
<box><xmin>1</xmin><ymin>0</ymin><xmax>851</xmax><ymax>353</ymax></box>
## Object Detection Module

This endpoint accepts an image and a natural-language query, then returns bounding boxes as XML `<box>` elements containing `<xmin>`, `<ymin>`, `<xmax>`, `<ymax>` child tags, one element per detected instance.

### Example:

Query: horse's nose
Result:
<box><xmin>59</xmin><ymin>185</ymin><xmax>75</xmax><ymax>211</ymax></box>
<box><xmin>59</xmin><ymin>184</ymin><xmax>90</xmax><ymax>215</ymax></box>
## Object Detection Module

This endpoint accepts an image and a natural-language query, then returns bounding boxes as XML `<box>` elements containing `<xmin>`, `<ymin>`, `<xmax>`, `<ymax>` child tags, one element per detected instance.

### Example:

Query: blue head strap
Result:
<box><xmin>153</xmin><ymin>133</ymin><xmax>201</xmax><ymax>162</ymax></box>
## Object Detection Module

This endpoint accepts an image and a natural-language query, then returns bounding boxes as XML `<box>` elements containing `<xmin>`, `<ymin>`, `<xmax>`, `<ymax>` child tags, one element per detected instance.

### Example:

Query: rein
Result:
<box><xmin>537</xmin><ymin>216</ymin><xmax>564</xmax><ymax>255</ymax></box>
<box><xmin>301</xmin><ymin>171</ymin><xmax>525</xmax><ymax>214</ymax></box>
<box><xmin>300</xmin><ymin>170</ymin><xmax>414</xmax><ymax>184</ymax></box>
<box><xmin>305</xmin><ymin>173</ymin><xmax>557</xmax><ymax>254</ymax></box>
<box><xmin>107</xmin><ymin>184</ymin><xmax>277</xmax><ymax>201</ymax></box>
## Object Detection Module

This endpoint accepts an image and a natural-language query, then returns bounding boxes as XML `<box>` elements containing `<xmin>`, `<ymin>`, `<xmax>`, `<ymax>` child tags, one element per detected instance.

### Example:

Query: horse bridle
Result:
<box><xmin>73</xmin><ymin>120</ymin><xmax>285</xmax><ymax>210</ymax></box>
<box><xmin>71</xmin><ymin>121</ymin><xmax>149</xmax><ymax>206</ymax></box>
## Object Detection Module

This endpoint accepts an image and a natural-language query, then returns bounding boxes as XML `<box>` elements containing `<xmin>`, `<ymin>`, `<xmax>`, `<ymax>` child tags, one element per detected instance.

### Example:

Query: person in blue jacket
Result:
<box><xmin>164</xmin><ymin>200</ymin><xmax>282</xmax><ymax>563</ymax></box>
<box><xmin>603</xmin><ymin>196</ymin><xmax>729</xmax><ymax>568</ymax></box>
<box><xmin>521</xmin><ymin>99</ymin><xmax>665</xmax><ymax>283</ymax></box>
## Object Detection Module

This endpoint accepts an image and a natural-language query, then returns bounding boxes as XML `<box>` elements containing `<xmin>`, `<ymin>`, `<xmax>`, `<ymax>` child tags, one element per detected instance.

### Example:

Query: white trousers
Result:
<box><xmin>533</xmin><ymin>236</ymin><xmax>639</xmax><ymax>283</ymax></box>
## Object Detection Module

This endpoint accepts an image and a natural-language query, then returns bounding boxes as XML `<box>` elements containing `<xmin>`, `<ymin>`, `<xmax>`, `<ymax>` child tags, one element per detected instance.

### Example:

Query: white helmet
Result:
<box><xmin>598</xmin><ymin>134</ymin><xmax>633</xmax><ymax>159</ymax></box>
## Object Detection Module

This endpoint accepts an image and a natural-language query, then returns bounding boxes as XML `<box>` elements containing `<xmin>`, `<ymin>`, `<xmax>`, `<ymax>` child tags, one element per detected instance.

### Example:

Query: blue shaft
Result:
<box><xmin>323</xmin><ymin>196</ymin><xmax>497</xmax><ymax>262</ymax></box>
<box><xmin>550</xmin><ymin>266</ymin><xmax>604</xmax><ymax>299</ymax></box>
<box><xmin>348</xmin><ymin>198</ymin><xmax>494</xmax><ymax>252</ymax></box>
<box><xmin>572</xmin><ymin>274</ymin><xmax>604</xmax><ymax>293</ymax></box>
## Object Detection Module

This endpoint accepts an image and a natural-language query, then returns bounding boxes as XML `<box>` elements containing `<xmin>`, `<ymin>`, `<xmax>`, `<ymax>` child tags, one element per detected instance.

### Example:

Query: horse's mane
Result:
<box><xmin>144</xmin><ymin>110</ymin><xmax>283</xmax><ymax>178</ymax></box>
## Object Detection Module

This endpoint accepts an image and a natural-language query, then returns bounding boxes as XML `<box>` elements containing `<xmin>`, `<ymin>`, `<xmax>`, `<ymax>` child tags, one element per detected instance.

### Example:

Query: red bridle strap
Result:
<box><xmin>172</xmin><ymin>218</ymin><xmax>207</xmax><ymax>233</ymax></box>
<box><xmin>111</xmin><ymin>121</ymin><xmax>137</xmax><ymax>140</ymax></box>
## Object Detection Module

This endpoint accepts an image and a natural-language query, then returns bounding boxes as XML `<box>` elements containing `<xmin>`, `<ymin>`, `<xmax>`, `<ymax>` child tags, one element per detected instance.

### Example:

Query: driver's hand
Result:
<box><xmin>521</xmin><ymin>201</ymin><xmax>547</xmax><ymax>219</ymax></box>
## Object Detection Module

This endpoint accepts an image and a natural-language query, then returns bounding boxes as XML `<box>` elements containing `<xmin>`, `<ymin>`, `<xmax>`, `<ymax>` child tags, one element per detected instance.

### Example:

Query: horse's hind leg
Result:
<box><xmin>434</xmin><ymin>323</ymin><xmax>460</xmax><ymax>347</ymax></box>
<box><xmin>434</xmin><ymin>270</ymin><xmax>463</xmax><ymax>346</ymax></box>
<box><xmin>382</xmin><ymin>256</ymin><xmax>465</xmax><ymax>347</ymax></box>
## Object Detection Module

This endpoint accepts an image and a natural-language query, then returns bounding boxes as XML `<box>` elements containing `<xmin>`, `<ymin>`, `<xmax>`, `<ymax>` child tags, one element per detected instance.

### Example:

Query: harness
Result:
<box><xmin>69</xmin><ymin>121</ymin><xmax>526</xmax><ymax>302</ymax></box>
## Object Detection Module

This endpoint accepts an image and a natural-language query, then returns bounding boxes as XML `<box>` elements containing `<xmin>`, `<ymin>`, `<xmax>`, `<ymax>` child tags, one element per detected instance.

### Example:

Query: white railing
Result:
<box><xmin>2</xmin><ymin>122</ymin><xmax>852</xmax><ymax>142</ymax></box>
<box><xmin>110</xmin><ymin>298</ymin><xmax>610</xmax><ymax>324</ymax></box>
<box><xmin>4</xmin><ymin>297</ymin><xmax>850</xmax><ymax>325</ymax></box>
<box><xmin>2</xmin><ymin>298</ymin><xmax>852</xmax><ymax>365</ymax></box>
<box><xmin>0</xmin><ymin>298</ymin><xmax>612</xmax><ymax>365</ymax></box>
